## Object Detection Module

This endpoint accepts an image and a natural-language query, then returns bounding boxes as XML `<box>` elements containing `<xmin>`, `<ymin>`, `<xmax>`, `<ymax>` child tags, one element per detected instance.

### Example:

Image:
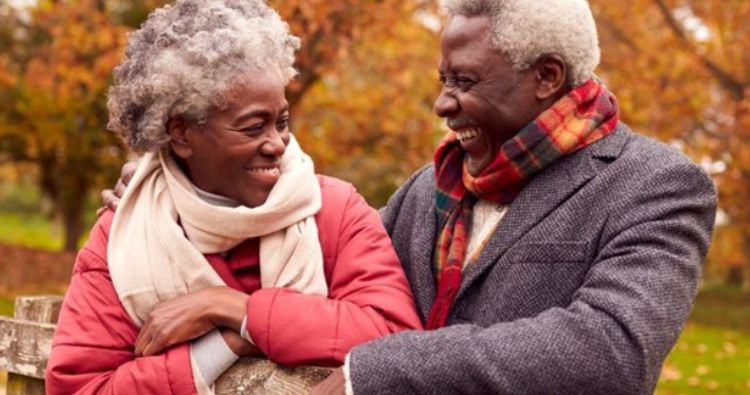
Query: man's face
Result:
<box><xmin>435</xmin><ymin>15</ymin><xmax>540</xmax><ymax>176</ymax></box>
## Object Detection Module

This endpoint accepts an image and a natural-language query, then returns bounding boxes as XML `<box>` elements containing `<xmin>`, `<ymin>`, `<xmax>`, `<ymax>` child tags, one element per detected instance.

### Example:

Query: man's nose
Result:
<box><xmin>433</xmin><ymin>88</ymin><xmax>459</xmax><ymax>117</ymax></box>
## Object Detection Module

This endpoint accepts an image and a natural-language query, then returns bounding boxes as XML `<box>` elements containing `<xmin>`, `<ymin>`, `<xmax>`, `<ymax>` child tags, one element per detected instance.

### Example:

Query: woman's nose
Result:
<box><xmin>433</xmin><ymin>88</ymin><xmax>459</xmax><ymax>117</ymax></box>
<box><xmin>261</xmin><ymin>130</ymin><xmax>287</xmax><ymax>157</ymax></box>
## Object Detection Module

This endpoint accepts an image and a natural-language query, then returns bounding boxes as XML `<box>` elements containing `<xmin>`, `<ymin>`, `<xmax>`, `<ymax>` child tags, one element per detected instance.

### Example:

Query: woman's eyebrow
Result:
<box><xmin>231</xmin><ymin>109</ymin><xmax>270</xmax><ymax>126</ymax></box>
<box><xmin>231</xmin><ymin>104</ymin><xmax>290</xmax><ymax>126</ymax></box>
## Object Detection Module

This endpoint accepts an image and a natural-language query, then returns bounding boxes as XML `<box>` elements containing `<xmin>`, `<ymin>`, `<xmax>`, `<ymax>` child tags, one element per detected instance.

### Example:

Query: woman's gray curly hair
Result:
<box><xmin>440</xmin><ymin>0</ymin><xmax>599</xmax><ymax>87</ymax></box>
<box><xmin>107</xmin><ymin>0</ymin><xmax>300</xmax><ymax>152</ymax></box>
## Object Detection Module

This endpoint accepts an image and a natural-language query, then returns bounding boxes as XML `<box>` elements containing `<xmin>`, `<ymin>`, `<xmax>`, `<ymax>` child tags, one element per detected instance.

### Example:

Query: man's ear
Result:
<box><xmin>167</xmin><ymin>117</ymin><xmax>193</xmax><ymax>159</ymax></box>
<box><xmin>534</xmin><ymin>54</ymin><xmax>567</xmax><ymax>101</ymax></box>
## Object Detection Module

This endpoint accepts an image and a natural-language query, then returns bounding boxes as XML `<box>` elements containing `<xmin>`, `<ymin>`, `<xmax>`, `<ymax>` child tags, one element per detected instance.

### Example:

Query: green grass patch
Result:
<box><xmin>655</xmin><ymin>285</ymin><xmax>750</xmax><ymax>394</ymax></box>
<box><xmin>0</xmin><ymin>297</ymin><xmax>14</xmax><ymax>317</ymax></box>
<box><xmin>0</xmin><ymin>211</ymin><xmax>62</xmax><ymax>251</ymax></box>
<box><xmin>0</xmin><ymin>179</ymin><xmax>43</xmax><ymax>214</ymax></box>
<box><xmin>656</xmin><ymin>324</ymin><xmax>750</xmax><ymax>394</ymax></box>
<box><xmin>0</xmin><ymin>179</ymin><xmax>98</xmax><ymax>251</ymax></box>
<box><xmin>689</xmin><ymin>285</ymin><xmax>750</xmax><ymax>332</ymax></box>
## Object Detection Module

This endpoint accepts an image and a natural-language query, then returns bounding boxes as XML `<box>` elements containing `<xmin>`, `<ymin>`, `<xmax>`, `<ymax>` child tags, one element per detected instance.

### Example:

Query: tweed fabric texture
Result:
<box><xmin>353</xmin><ymin>124</ymin><xmax>717</xmax><ymax>394</ymax></box>
<box><xmin>428</xmin><ymin>79</ymin><xmax>618</xmax><ymax>329</ymax></box>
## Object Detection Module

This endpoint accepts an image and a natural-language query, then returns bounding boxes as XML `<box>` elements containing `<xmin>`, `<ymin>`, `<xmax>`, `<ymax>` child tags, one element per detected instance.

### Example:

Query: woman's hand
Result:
<box><xmin>135</xmin><ymin>286</ymin><xmax>249</xmax><ymax>356</ymax></box>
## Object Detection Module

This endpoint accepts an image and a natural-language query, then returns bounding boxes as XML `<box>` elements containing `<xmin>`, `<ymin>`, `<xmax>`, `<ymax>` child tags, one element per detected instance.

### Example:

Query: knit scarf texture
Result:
<box><xmin>427</xmin><ymin>79</ymin><xmax>619</xmax><ymax>329</ymax></box>
<box><xmin>108</xmin><ymin>135</ymin><xmax>328</xmax><ymax>328</ymax></box>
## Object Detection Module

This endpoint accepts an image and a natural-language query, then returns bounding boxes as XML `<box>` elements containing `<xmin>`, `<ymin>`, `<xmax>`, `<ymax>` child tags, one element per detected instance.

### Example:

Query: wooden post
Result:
<box><xmin>1</xmin><ymin>294</ymin><xmax>331</xmax><ymax>394</ymax></box>
<box><xmin>0</xmin><ymin>295</ymin><xmax>62</xmax><ymax>395</ymax></box>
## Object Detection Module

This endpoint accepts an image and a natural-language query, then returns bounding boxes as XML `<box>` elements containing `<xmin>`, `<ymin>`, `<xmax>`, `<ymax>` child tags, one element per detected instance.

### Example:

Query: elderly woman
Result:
<box><xmin>45</xmin><ymin>0</ymin><xmax>421</xmax><ymax>393</ymax></box>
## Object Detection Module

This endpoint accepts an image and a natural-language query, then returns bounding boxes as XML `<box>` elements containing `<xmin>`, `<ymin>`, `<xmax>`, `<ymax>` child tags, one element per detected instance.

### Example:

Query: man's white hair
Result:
<box><xmin>107</xmin><ymin>0</ymin><xmax>299</xmax><ymax>152</ymax></box>
<box><xmin>441</xmin><ymin>0</ymin><xmax>599</xmax><ymax>87</ymax></box>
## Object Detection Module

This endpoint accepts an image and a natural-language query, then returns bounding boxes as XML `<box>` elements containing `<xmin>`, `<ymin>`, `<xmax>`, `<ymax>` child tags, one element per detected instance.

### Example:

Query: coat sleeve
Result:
<box><xmin>45</xmin><ymin>214</ymin><xmax>198</xmax><ymax>395</ymax></box>
<box><xmin>347</xmin><ymin>162</ymin><xmax>717</xmax><ymax>394</ymax></box>
<box><xmin>244</xmin><ymin>182</ymin><xmax>423</xmax><ymax>367</ymax></box>
<box><xmin>379</xmin><ymin>164</ymin><xmax>433</xmax><ymax>234</ymax></box>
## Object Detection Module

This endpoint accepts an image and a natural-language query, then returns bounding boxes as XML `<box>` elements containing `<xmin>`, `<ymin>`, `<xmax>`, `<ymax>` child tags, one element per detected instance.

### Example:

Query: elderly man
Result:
<box><xmin>105</xmin><ymin>0</ymin><xmax>716</xmax><ymax>393</ymax></box>
<box><xmin>314</xmin><ymin>0</ymin><xmax>716</xmax><ymax>394</ymax></box>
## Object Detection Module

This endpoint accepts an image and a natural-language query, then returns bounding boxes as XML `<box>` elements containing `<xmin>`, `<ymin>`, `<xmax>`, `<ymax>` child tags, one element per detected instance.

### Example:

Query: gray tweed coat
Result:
<box><xmin>349</xmin><ymin>124</ymin><xmax>717</xmax><ymax>394</ymax></box>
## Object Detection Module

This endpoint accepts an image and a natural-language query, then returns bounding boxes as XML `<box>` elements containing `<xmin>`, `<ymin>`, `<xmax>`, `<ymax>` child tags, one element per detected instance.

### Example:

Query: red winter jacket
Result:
<box><xmin>46</xmin><ymin>176</ymin><xmax>422</xmax><ymax>395</ymax></box>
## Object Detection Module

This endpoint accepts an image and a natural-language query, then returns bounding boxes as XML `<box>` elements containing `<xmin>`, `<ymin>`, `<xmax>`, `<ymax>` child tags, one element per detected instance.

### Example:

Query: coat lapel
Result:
<box><xmin>453</xmin><ymin>126</ymin><xmax>630</xmax><ymax>304</ymax></box>
<box><xmin>411</xmin><ymin>204</ymin><xmax>440</xmax><ymax>321</ymax></box>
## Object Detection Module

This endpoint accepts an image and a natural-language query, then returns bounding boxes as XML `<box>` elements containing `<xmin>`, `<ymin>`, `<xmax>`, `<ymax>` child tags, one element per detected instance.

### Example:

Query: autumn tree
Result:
<box><xmin>590</xmin><ymin>0</ymin><xmax>750</xmax><ymax>289</ymax></box>
<box><xmin>0</xmin><ymin>0</ymin><xmax>129</xmax><ymax>251</ymax></box>
<box><xmin>286</xmin><ymin>0</ymin><xmax>442</xmax><ymax>205</ymax></box>
<box><xmin>1</xmin><ymin>0</ymin><xmax>442</xmax><ymax>250</ymax></box>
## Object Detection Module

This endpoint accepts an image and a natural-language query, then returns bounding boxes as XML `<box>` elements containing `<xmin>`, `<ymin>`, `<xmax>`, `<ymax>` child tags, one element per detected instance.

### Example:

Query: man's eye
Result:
<box><xmin>456</xmin><ymin>78</ymin><xmax>474</xmax><ymax>89</ymax></box>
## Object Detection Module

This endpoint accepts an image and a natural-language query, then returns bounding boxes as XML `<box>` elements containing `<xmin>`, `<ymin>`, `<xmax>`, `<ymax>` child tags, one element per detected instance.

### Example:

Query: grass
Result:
<box><xmin>0</xmin><ymin>181</ymin><xmax>95</xmax><ymax>251</ymax></box>
<box><xmin>0</xmin><ymin>211</ymin><xmax>63</xmax><ymax>251</ymax></box>
<box><xmin>0</xmin><ymin>297</ymin><xmax>13</xmax><ymax>317</ymax></box>
<box><xmin>0</xmin><ymin>178</ymin><xmax>63</xmax><ymax>251</ymax></box>
<box><xmin>657</xmin><ymin>324</ymin><xmax>750</xmax><ymax>394</ymax></box>
<box><xmin>655</xmin><ymin>285</ymin><xmax>750</xmax><ymax>394</ymax></box>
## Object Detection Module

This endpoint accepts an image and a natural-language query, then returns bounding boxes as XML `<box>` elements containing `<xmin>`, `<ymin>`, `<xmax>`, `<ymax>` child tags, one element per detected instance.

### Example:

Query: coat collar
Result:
<box><xmin>452</xmin><ymin>123</ymin><xmax>631</xmax><ymax>304</ymax></box>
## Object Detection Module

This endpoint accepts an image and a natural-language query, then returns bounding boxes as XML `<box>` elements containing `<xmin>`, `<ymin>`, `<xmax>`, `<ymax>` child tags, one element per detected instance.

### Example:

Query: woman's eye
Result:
<box><xmin>240</xmin><ymin>125</ymin><xmax>264</xmax><ymax>135</ymax></box>
<box><xmin>276</xmin><ymin>117</ymin><xmax>290</xmax><ymax>131</ymax></box>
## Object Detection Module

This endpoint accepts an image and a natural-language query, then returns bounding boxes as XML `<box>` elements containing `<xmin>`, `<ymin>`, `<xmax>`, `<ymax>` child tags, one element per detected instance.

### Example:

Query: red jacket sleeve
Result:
<box><xmin>244</xmin><ymin>178</ymin><xmax>422</xmax><ymax>366</ymax></box>
<box><xmin>45</xmin><ymin>212</ymin><xmax>197</xmax><ymax>395</ymax></box>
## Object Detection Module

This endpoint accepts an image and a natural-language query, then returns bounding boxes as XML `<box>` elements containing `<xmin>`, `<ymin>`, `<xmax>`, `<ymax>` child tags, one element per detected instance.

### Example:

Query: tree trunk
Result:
<box><xmin>737</xmin><ymin>233</ymin><xmax>750</xmax><ymax>293</ymax></box>
<box><xmin>60</xmin><ymin>166</ymin><xmax>89</xmax><ymax>252</ymax></box>
<box><xmin>726</xmin><ymin>266</ymin><xmax>744</xmax><ymax>287</ymax></box>
<box><xmin>61</xmin><ymin>199</ymin><xmax>84</xmax><ymax>252</ymax></box>
<box><xmin>40</xmin><ymin>151</ymin><xmax>91</xmax><ymax>252</ymax></box>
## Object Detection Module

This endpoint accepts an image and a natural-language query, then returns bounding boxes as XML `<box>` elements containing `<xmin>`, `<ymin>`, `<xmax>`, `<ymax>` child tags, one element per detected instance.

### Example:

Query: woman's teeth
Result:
<box><xmin>456</xmin><ymin>128</ymin><xmax>479</xmax><ymax>142</ymax></box>
<box><xmin>248</xmin><ymin>167</ymin><xmax>280</xmax><ymax>174</ymax></box>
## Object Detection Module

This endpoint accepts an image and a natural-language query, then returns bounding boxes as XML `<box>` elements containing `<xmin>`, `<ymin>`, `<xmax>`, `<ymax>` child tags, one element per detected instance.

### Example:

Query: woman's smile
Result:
<box><xmin>245</xmin><ymin>165</ymin><xmax>281</xmax><ymax>186</ymax></box>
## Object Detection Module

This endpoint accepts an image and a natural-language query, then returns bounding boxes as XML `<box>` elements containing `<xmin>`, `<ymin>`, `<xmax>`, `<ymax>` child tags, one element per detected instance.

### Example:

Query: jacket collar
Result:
<box><xmin>452</xmin><ymin>123</ymin><xmax>631</xmax><ymax>305</ymax></box>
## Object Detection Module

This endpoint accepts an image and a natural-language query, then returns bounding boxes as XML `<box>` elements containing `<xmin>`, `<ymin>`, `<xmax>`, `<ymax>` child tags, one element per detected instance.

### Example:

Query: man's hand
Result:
<box><xmin>97</xmin><ymin>161</ymin><xmax>137</xmax><ymax>216</ymax></box>
<box><xmin>310</xmin><ymin>367</ymin><xmax>346</xmax><ymax>395</ymax></box>
<box><xmin>134</xmin><ymin>286</ymin><xmax>249</xmax><ymax>356</ymax></box>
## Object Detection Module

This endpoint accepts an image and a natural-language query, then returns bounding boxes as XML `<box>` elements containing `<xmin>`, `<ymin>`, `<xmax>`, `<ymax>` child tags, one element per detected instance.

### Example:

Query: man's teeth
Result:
<box><xmin>456</xmin><ymin>128</ymin><xmax>479</xmax><ymax>142</ymax></box>
<box><xmin>248</xmin><ymin>167</ymin><xmax>280</xmax><ymax>174</ymax></box>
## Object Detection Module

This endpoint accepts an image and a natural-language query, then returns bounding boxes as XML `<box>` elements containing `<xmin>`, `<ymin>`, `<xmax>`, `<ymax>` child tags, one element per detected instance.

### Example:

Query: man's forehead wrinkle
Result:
<box><xmin>441</xmin><ymin>44</ymin><xmax>486</xmax><ymax>75</ymax></box>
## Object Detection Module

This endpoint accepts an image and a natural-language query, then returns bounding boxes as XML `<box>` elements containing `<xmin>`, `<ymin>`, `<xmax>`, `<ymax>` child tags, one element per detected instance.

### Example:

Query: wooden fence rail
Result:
<box><xmin>0</xmin><ymin>295</ymin><xmax>331</xmax><ymax>395</ymax></box>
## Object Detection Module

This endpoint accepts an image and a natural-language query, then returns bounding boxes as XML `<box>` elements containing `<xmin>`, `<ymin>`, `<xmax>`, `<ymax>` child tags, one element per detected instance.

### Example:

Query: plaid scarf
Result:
<box><xmin>426</xmin><ymin>79</ymin><xmax>619</xmax><ymax>329</ymax></box>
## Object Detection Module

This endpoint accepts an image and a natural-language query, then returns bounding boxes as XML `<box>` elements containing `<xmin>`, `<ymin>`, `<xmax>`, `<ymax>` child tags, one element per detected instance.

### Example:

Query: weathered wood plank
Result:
<box><xmin>0</xmin><ymin>317</ymin><xmax>56</xmax><ymax>379</ymax></box>
<box><xmin>13</xmin><ymin>295</ymin><xmax>62</xmax><ymax>324</ymax></box>
<box><xmin>5</xmin><ymin>295</ymin><xmax>62</xmax><ymax>394</ymax></box>
<box><xmin>216</xmin><ymin>358</ymin><xmax>331</xmax><ymax>394</ymax></box>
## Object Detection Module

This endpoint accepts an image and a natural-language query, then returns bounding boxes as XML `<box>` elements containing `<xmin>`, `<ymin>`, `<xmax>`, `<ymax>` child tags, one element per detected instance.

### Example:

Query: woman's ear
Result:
<box><xmin>534</xmin><ymin>54</ymin><xmax>567</xmax><ymax>101</ymax></box>
<box><xmin>167</xmin><ymin>117</ymin><xmax>193</xmax><ymax>159</ymax></box>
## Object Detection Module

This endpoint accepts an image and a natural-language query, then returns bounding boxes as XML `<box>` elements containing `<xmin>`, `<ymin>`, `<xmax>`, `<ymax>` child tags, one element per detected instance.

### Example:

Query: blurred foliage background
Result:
<box><xmin>0</xmin><ymin>0</ymin><xmax>748</xmax><ymax>393</ymax></box>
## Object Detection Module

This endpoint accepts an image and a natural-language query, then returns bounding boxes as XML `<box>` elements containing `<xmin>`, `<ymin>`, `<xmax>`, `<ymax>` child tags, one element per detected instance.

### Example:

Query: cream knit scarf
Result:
<box><xmin>108</xmin><ymin>136</ymin><xmax>327</xmax><ymax>327</ymax></box>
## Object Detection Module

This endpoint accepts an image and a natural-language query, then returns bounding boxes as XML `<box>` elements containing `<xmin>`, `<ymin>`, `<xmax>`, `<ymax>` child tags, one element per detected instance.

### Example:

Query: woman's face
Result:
<box><xmin>171</xmin><ymin>71</ymin><xmax>291</xmax><ymax>208</ymax></box>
